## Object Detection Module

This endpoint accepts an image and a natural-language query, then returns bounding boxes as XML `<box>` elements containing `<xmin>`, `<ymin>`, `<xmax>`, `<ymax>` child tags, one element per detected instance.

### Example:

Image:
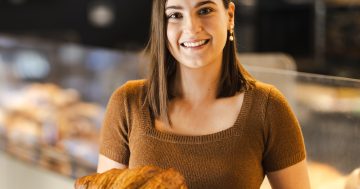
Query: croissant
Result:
<box><xmin>74</xmin><ymin>166</ymin><xmax>188</xmax><ymax>189</ymax></box>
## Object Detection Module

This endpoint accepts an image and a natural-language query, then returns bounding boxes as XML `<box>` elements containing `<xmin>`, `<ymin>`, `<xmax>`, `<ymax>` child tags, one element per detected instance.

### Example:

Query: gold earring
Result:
<box><xmin>229</xmin><ymin>29</ymin><xmax>234</xmax><ymax>41</ymax></box>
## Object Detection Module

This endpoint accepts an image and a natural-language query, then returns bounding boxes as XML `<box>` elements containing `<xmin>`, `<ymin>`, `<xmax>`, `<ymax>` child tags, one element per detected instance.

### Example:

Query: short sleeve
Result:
<box><xmin>262</xmin><ymin>87</ymin><xmax>306</xmax><ymax>172</ymax></box>
<box><xmin>99</xmin><ymin>85</ymin><xmax>130</xmax><ymax>165</ymax></box>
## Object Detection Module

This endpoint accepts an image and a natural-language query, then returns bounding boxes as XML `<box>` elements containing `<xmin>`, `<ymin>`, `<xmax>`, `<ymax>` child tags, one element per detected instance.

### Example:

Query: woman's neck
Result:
<box><xmin>173</xmin><ymin>61</ymin><xmax>222</xmax><ymax>106</ymax></box>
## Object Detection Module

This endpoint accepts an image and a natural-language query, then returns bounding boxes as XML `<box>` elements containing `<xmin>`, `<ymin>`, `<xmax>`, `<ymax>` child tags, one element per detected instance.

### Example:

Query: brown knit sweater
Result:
<box><xmin>99</xmin><ymin>79</ymin><xmax>306</xmax><ymax>189</ymax></box>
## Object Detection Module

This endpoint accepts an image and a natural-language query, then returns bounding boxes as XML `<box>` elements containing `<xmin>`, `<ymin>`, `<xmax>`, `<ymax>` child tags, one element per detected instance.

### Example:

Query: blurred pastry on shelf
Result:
<box><xmin>57</xmin><ymin>102</ymin><xmax>103</xmax><ymax>141</ymax></box>
<box><xmin>57</xmin><ymin>138</ymin><xmax>99</xmax><ymax>168</ymax></box>
<box><xmin>24</xmin><ymin>83</ymin><xmax>80</xmax><ymax>108</ymax></box>
<box><xmin>296</xmin><ymin>84</ymin><xmax>360</xmax><ymax>113</ymax></box>
<box><xmin>0</xmin><ymin>82</ymin><xmax>105</xmax><ymax>175</ymax></box>
<box><xmin>38</xmin><ymin>146</ymin><xmax>72</xmax><ymax>176</ymax></box>
<box><xmin>5</xmin><ymin>110</ymin><xmax>42</xmax><ymax>152</ymax></box>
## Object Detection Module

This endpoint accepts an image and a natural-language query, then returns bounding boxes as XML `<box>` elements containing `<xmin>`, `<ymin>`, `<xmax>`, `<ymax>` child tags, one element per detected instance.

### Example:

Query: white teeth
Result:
<box><xmin>183</xmin><ymin>40</ymin><xmax>207</xmax><ymax>48</ymax></box>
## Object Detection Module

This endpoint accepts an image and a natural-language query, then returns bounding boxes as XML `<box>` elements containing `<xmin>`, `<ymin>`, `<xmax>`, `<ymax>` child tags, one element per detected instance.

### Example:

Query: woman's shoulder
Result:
<box><xmin>251</xmin><ymin>80</ymin><xmax>279</xmax><ymax>98</ymax></box>
<box><xmin>113</xmin><ymin>79</ymin><xmax>147</xmax><ymax>94</ymax></box>
<box><xmin>110</xmin><ymin>79</ymin><xmax>147</xmax><ymax>102</ymax></box>
<box><xmin>251</xmin><ymin>80</ymin><xmax>293</xmax><ymax>115</ymax></box>
<box><xmin>249</xmin><ymin>80</ymin><xmax>289</xmax><ymax>108</ymax></box>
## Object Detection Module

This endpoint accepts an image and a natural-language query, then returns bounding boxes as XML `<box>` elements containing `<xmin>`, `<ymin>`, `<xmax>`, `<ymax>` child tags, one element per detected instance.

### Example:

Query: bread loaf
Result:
<box><xmin>74</xmin><ymin>166</ymin><xmax>188</xmax><ymax>189</ymax></box>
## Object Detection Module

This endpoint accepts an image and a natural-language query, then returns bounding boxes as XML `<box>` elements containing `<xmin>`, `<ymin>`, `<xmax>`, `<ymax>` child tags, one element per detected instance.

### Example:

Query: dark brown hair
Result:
<box><xmin>144</xmin><ymin>0</ymin><xmax>254</xmax><ymax>126</ymax></box>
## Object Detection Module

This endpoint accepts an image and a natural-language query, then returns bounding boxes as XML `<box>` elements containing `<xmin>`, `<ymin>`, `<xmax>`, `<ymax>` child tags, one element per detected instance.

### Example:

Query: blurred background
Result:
<box><xmin>0</xmin><ymin>0</ymin><xmax>359</xmax><ymax>78</ymax></box>
<box><xmin>0</xmin><ymin>0</ymin><xmax>359</xmax><ymax>189</ymax></box>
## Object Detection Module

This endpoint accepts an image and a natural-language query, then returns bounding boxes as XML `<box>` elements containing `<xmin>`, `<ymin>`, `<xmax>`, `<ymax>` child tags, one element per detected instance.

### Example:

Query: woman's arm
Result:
<box><xmin>97</xmin><ymin>154</ymin><xmax>128</xmax><ymax>173</ymax></box>
<box><xmin>97</xmin><ymin>84</ymin><xmax>133</xmax><ymax>173</ymax></box>
<box><xmin>267</xmin><ymin>160</ymin><xmax>311</xmax><ymax>189</ymax></box>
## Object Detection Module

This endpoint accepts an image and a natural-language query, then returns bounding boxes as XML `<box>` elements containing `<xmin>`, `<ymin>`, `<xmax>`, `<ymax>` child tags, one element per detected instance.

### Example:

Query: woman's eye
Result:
<box><xmin>167</xmin><ymin>12</ymin><xmax>182</xmax><ymax>19</ymax></box>
<box><xmin>198</xmin><ymin>8</ymin><xmax>213</xmax><ymax>15</ymax></box>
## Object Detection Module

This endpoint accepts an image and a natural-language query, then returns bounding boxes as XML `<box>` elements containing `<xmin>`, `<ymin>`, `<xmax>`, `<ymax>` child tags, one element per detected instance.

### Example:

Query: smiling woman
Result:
<box><xmin>165</xmin><ymin>0</ymin><xmax>230</xmax><ymax>69</ymax></box>
<box><xmin>96</xmin><ymin>0</ymin><xmax>311</xmax><ymax>188</ymax></box>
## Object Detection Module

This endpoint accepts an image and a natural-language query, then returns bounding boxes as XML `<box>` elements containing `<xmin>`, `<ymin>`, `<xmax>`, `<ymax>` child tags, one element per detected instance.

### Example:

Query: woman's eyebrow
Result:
<box><xmin>195</xmin><ymin>0</ymin><xmax>216</xmax><ymax>8</ymax></box>
<box><xmin>165</xmin><ymin>0</ymin><xmax>216</xmax><ymax>11</ymax></box>
<box><xmin>165</xmin><ymin>5</ymin><xmax>182</xmax><ymax>11</ymax></box>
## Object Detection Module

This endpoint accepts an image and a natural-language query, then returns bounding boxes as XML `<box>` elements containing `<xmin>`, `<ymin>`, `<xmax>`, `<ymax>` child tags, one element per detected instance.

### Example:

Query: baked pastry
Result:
<box><xmin>75</xmin><ymin>165</ymin><xmax>188</xmax><ymax>189</ymax></box>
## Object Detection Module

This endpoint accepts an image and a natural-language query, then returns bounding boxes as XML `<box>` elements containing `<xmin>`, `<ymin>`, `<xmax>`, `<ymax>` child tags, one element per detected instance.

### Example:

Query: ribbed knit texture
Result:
<box><xmin>99</xmin><ymin>79</ymin><xmax>306</xmax><ymax>189</ymax></box>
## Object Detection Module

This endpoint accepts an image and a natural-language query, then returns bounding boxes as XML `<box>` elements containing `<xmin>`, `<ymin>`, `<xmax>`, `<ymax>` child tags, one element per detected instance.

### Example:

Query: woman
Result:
<box><xmin>97</xmin><ymin>0</ymin><xmax>311</xmax><ymax>188</ymax></box>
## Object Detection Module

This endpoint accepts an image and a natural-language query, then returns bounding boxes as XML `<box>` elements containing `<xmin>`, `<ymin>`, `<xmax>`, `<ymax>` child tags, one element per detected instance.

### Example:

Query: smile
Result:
<box><xmin>181</xmin><ymin>39</ymin><xmax>210</xmax><ymax>48</ymax></box>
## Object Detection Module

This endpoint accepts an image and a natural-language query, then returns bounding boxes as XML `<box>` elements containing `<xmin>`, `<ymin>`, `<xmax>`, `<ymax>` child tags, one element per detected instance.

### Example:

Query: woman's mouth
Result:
<box><xmin>180</xmin><ymin>39</ymin><xmax>210</xmax><ymax>48</ymax></box>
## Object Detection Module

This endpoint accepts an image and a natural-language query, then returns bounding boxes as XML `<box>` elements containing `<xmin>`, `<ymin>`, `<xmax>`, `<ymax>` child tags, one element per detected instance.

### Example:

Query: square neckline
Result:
<box><xmin>140</xmin><ymin>87</ymin><xmax>254</xmax><ymax>144</ymax></box>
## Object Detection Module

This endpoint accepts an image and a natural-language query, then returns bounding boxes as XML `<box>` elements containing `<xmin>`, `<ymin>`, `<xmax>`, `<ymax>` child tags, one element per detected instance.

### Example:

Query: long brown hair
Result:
<box><xmin>144</xmin><ymin>0</ymin><xmax>254</xmax><ymax>126</ymax></box>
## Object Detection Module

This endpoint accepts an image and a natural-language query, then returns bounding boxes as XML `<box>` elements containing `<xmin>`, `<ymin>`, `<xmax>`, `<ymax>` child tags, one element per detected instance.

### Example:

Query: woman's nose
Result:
<box><xmin>183</xmin><ymin>16</ymin><xmax>202</xmax><ymax>34</ymax></box>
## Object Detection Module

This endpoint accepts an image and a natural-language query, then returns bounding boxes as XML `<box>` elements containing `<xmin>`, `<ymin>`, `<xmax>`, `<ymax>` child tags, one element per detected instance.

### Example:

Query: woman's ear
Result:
<box><xmin>228</xmin><ymin>2</ymin><xmax>235</xmax><ymax>29</ymax></box>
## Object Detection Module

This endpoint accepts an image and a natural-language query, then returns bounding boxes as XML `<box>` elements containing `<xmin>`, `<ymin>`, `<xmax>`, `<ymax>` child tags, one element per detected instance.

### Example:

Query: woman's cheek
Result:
<box><xmin>167</xmin><ymin>25</ymin><xmax>179</xmax><ymax>50</ymax></box>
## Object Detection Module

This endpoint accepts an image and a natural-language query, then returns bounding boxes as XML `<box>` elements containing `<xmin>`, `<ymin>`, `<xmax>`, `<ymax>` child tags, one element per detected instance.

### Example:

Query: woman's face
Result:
<box><xmin>165</xmin><ymin>0</ymin><xmax>234</xmax><ymax>69</ymax></box>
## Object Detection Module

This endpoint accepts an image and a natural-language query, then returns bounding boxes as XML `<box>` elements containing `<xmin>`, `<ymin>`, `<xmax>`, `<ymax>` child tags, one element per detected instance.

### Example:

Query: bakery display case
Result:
<box><xmin>0</xmin><ymin>34</ymin><xmax>146</xmax><ymax>188</ymax></box>
<box><xmin>0</xmin><ymin>34</ymin><xmax>359</xmax><ymax>189</ymax></box>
